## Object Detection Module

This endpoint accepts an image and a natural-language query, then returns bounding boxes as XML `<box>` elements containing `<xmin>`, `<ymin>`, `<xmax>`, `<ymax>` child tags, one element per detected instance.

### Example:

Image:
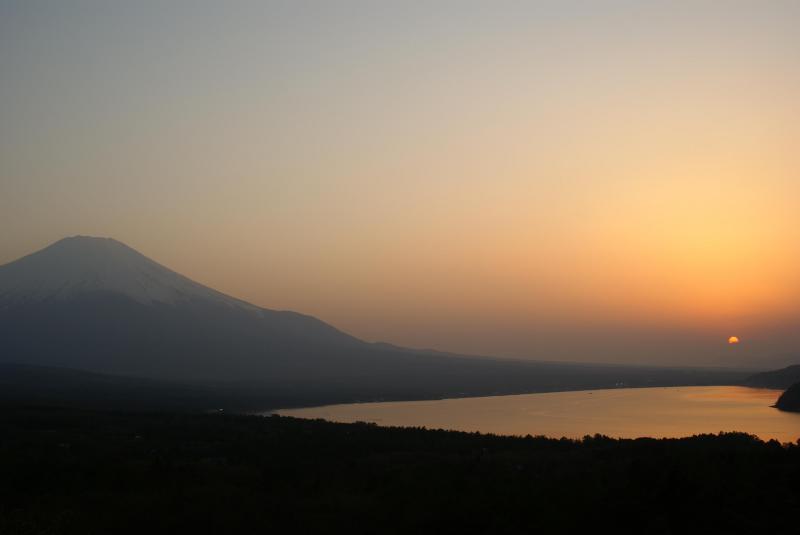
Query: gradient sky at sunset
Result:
<box><xmin>2</xmin><ymin>1</ymin><xmax>799</xmax><ymax>366</ymax></box>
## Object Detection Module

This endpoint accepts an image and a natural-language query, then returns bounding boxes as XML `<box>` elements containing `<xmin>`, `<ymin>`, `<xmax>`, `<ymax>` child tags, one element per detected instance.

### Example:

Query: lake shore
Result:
<box><xmin>277</xmin><ymin>385</ymin><xmax>800</xmax><ymax>442</ymax></box>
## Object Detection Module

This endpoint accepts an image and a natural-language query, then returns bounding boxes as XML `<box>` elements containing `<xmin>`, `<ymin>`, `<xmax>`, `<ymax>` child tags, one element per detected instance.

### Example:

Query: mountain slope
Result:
<box><xmin>0</xmin><ymin>237</ymin><xmax>751</xmax><ymax>406</ymax></box>
<box><xmin>0</xmin><ymin>236</ymin><xmax>350</xmax><ymax>340</ymax></box>
<box><xmin>0</xmin><ymin>237</ymin><xmax>370</xmax><ymax>381</ymax></box>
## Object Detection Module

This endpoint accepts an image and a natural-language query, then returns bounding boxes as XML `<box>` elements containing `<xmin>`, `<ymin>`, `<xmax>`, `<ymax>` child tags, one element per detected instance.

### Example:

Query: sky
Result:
<box><xmin>1</xmin><ymin>1</ymin><xmax>799</xmax><ymax>367</ymax></box>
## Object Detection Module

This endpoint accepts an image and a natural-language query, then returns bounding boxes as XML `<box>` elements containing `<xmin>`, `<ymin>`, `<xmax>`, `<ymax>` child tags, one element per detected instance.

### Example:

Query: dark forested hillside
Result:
<box><xmin>2</xmin><ymin>405</ymin><xmax>799</xmax><ymax>534</ymax></box>
<box><xmin>0</xmin><ymin>360</ymin><xmax>752</xmax><ymax>412</ymax></box>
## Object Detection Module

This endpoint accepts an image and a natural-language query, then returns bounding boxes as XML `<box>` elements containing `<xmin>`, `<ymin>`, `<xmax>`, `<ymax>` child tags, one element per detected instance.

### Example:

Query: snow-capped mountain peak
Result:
<box><xmin>0</xmin><ymin>236</ymin><xmax>258</xmax><ymax>310</ymax></box>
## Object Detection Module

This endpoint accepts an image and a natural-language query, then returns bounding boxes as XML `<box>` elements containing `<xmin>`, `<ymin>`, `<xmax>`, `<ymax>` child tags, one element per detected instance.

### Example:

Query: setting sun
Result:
<box><xmin>728</xmin><ymin>336</ymin><xmax>740</xmax><ymax>345</ymax></box>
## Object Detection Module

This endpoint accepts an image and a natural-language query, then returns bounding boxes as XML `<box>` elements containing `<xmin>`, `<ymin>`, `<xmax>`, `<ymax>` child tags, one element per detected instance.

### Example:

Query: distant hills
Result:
<box><xmin>743</xmin><ymin>365</ymin><xmax>800</xmax><ymax>390</ymax></box>
<box><xmin>0</xmin><ymin>236</ymin><xmax>752</xmax><ymax>409</ymax></box>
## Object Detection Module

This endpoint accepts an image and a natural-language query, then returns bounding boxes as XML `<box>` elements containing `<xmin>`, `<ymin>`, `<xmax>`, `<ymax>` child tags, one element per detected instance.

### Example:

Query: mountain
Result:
<box><xmin>0</xmin><ymin>237</ymin><xmax>361</xmax><ymax>381</ymax></box>
<box><xmin>0</xmin><ymin>236</ymin><xmax>351</xmax><ymax>340</ymax></box>
<box><xmin>0</xmin><ymin>236</ymin><xmax>241</xmax><ymax>306</ymax></box>
<box><xmin>743</xmin><ymin>365</ymin><xmax>800</xmax><ymax>390</ymax></box>
<box><xmin>0</xmin><ymin>236</ymin><xmax>751</xmax><ymax>408</ymax></box>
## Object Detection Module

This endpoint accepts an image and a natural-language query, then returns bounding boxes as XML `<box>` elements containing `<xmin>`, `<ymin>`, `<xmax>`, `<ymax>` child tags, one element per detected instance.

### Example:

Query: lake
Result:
<box><xmin>277</xmin><ymin>386</ymin><xmax>800</xmax><ymax>442</ymax></box>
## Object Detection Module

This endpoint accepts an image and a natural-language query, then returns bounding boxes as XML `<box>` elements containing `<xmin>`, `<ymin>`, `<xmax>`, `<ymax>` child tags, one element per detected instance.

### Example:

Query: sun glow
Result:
<box><xmin>728</xmin><ymin>336</ymin><xmax>740</xmax><ymax>345</ymax></box>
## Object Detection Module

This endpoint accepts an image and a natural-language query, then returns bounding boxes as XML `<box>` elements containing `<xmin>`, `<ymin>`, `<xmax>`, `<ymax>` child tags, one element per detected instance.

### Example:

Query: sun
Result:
<box><xmin>728</xmin><ymin>336</ymin><xmax>740</xmax><ymax>345</ymax></box>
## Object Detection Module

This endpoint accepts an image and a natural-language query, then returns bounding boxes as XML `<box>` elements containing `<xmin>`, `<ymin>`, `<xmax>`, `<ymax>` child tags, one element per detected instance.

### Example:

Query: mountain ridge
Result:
<box><xmin>744</xmin><ymin>365</ymin><xmax>800</xmax><ymax>390</ymax></box>
<box><xmin>0</xmin><ymin>237</ymin><xmax>753</xmax><ymax>407</ymax></box>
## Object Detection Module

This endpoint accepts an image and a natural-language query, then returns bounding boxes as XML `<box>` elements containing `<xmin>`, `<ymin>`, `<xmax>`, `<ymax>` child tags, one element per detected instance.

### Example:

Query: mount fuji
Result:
<box><xmin>0</xmin><ymin>236</ymin><xmax>748</xmax><ymax>407</ymax></box>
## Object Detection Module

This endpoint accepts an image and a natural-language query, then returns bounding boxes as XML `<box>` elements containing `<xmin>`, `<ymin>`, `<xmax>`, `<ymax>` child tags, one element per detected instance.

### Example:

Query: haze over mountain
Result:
<box><xmin>0</xmin><ymin>237</ymin><xmax>750</xmax><ymax>407</ymax></box>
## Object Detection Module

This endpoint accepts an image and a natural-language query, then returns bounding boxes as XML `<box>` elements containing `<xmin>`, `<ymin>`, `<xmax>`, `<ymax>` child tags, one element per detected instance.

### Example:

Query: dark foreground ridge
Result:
<box><xmin>2</xmin><ymin>404</ymin><xmax>799</xmax><ymax>534</ymax></box>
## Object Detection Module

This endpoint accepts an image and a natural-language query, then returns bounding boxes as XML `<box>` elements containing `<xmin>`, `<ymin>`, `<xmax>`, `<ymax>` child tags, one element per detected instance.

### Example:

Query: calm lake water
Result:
<box><xmin>277</xmin><ymin>386</ymin><xmax>800</xmax><ymax>442</ymax></box>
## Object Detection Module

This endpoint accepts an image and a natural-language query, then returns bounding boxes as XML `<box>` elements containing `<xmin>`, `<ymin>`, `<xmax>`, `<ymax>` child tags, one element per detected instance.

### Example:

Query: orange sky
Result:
<box><xmin>1</xmin><ymin>2</ymin><xmax>799</xmax><ymax>366</ymax></box>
